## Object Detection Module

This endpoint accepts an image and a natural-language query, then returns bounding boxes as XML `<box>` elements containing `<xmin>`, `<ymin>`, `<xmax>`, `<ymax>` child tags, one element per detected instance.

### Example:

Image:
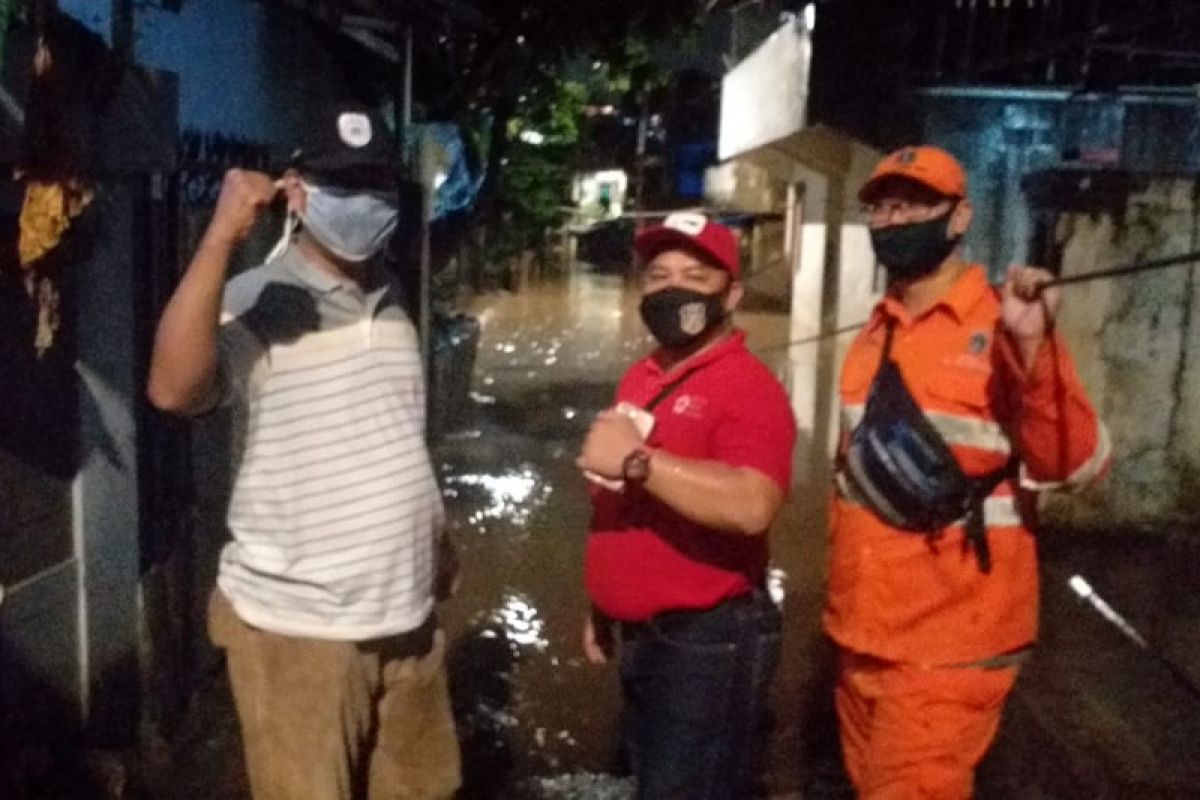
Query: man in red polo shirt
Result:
<box><xmin>576</xmin><ymin>213</ymin><xmax>797</xmax><ymax>799</ymax></box>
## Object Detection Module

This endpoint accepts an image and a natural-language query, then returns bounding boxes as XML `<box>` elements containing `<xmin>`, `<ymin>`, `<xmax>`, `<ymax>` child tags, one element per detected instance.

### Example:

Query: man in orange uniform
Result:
<box><xmin>824</xmin><ymin>145</ymin><xmax>1111</xmax><ymax>799</ymax></box>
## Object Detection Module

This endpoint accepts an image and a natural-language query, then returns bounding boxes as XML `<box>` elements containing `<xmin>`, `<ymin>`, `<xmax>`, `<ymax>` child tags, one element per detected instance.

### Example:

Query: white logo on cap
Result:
<box><xmin>338</xmin><ymin>113</ymin><xmax>373</xmax><ymax>148</ymax></box>
<box><xmin>663</xmin><ymin>212</ymin><xmax>708</xmax><ymax>236</ymax></box>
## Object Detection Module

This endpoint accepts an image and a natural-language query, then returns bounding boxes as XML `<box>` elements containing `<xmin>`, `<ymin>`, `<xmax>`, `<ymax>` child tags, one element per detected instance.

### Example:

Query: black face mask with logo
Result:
<box><xmin>869</xmin><ymin>207</ymin><xmax>960</xmax><ymax>283</ymax></box>
<box><xmin>639</xmin><ymin>287</ymin><xmax>728</xmax><ymax>349</ymax></box>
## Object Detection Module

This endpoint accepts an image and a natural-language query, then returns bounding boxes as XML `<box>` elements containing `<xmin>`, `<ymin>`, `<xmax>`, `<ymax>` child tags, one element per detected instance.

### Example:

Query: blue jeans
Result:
<box><xmin>618</xmin><ymin>590</ymin><xmax>782</xmax><ymax>800</ymax></box>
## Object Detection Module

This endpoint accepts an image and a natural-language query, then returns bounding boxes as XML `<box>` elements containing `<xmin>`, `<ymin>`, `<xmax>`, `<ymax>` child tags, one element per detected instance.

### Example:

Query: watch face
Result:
<box><xmin>623</xmin><ymin>449</ymin><xmax>650</xmax><ymax>482</ymax></box>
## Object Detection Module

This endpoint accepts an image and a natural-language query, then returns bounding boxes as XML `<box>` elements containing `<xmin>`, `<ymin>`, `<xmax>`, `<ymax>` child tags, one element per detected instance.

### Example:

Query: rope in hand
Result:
<box><xmin>751</xmin><ymin>250</ymin><xmax>1200</xmax><ymax>355</ymax></box>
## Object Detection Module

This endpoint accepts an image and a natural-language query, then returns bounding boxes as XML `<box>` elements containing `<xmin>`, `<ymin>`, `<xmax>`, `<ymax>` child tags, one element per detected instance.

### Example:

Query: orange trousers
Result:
<box><xmin>835</xmin><ymin>649</ymin><xmax>1018</xmax><ymax>800</ymax></box>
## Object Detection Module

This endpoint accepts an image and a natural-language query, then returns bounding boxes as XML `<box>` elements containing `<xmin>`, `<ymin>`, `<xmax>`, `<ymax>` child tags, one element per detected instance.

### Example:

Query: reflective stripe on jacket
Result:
<box><xmin>823</xmin><ymin>265</ymin><xmax>1111</xmax><ymax>665</ymax></box>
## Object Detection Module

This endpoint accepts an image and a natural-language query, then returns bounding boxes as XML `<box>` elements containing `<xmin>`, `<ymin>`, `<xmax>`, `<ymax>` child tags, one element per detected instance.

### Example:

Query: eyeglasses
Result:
<box><xmin>860</xmin><ymin>198</ymin><xmax>954</xmax><ymax>226</ymax></box>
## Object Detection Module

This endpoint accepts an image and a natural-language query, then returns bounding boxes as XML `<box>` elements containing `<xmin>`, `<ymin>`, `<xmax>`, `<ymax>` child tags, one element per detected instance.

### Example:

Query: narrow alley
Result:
<box><xmin>158</xmin><ymin>268</ymin><xmax>1200</xmax><ymax>799</ymax></box>
<box><xmin>8</xmin><ymin>3</ymin><xmax>1200</xmax><ymax>799</ymax></box>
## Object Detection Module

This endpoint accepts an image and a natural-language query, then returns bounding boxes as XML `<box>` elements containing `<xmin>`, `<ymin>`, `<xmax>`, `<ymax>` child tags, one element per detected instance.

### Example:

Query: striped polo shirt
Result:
<box><xmin>214</xmin><ymin>245</ymin><xmax>441</xmax><ymax>640</ymax></box>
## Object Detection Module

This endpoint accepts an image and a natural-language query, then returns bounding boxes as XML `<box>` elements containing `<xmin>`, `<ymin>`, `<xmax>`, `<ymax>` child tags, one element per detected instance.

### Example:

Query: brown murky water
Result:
<box><xmin>436</xmin><ymin>270</ymin><xmax>822</xmax><ymax>798</ymax></box>
<box><xmin>159</xmin><ymin>269</ymin><xmax>813</xmax><ymax>799</ymax></box>
<box><xmin>162</xmin><ymin>269</ymin><xmax>1200</xmax><ymax>799</ymax></box>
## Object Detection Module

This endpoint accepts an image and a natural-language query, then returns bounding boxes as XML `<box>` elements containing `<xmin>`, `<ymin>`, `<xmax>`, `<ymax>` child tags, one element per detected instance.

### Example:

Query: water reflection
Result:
<box><xmin>442</xmin><ymin>273</ymin><xmax>795</xmax><ymax>795</ymax></box>
<box><xmin>449</xmin><ymin>620</ymin><xmax>520</xmax><ymax>800</ymax></box>
<box><xmin>452</xmin><ymin>593</ymin><xmax>554</xmax><ymax>798</ymax></box>
<box><xmin>534</xmin><ymin>772</ymin><xmax>634</xmax><ymax>799</ymax></box>
<box><xmin>443</xmin><ymin>467</ymin><xmax>552</xmax><ymax>532</ymax></box>
<box><xmin>490</xmin><ymin>592</ymin><xmax>548</xmax><ymax>650</ymax></box>
<box><xmin>767</xmin><ymin>566</ymin><xmax>788</xmax><ymax>607</ymax></box>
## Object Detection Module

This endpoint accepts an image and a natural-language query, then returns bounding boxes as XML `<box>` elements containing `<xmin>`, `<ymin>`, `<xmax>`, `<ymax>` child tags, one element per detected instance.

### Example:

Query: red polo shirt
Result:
<box><xmin>584</xmin><ymin>331</ymin><xmax>797</xmax><ymax>622</ymax></box>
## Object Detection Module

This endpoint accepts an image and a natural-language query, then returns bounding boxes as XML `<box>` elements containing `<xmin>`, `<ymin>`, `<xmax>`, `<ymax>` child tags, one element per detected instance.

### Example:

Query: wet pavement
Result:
<box><xmin>436</xmin><ymin>270</ymin><xmax>815</xmax><ymax>798</ymax></box>
<box><xmin>160</xmin><ymin>268</ymin><xmax>1200</xmax><ymax>799</ymax></box>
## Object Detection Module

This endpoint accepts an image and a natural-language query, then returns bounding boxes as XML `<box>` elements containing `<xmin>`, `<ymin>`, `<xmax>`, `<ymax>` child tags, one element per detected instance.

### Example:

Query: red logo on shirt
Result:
<box><xmin>671</xmin><ymin>394</ymin><xmax>707</xmax><ymax>418</ymax></box>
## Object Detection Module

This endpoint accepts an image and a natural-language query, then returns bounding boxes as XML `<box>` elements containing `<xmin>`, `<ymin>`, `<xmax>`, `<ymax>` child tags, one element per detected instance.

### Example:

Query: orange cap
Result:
<box><xmin>858</xmin><ymin>145</ymin><xmax>967</xmax><ymax>202</ymax></box>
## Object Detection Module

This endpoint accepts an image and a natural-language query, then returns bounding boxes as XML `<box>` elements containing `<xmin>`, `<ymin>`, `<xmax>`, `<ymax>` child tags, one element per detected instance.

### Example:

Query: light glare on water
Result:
<box><xmin>444</xmin><ymin>468</ymin><xmax>552</xmax><ymax>530</ymax></box>
<box><xmin>491</xmin><ymin>592</ymin><xmax>549</xmax><ymax>650</ymax></box>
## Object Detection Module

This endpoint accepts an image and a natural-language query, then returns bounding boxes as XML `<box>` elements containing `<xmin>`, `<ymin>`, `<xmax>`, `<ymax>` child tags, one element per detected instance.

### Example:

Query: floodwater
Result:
<box><xmin>162</xmin><ymin>268</ymin><xmax>1200</xmax><ymax>799</ymax></box>
<box><xmin>435</xmin><ymin>270</ymin><xmax>821</xmax><ymax>798</ymax></box>
<box><xmin>161</xmin><ymin>268</ymin><xmax>823</xmax><ymax>800</ymax></box>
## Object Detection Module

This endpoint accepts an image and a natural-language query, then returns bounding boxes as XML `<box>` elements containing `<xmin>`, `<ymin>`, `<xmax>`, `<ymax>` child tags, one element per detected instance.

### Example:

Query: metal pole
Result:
<box><xmin>634</xmin><ymin>90</ymin><xmax>648</xmax><ymax>212</ymax></box>
<box><xmin>783</xmin><ymin>182</ymin><xmax>798</xmax><ymax>265</ymax></box>
<box><xmin>406</xmin><ymin>26</ymin><xmax>433</xmax><ymax>392</ymax></box>
<box><xmin>403</xmin><ymin>26</ymin><xmax>414</xmax><ymax>135</ymax></box>
<box><xmin>111</xmin><ymin>0</ymin><xmax>134</xmax><ymax>58</ymax></box>
<box><xmin>420</xmin><ymin>171</ymin><xmax>433</xmax><ymax>387</ymax></box>
<box><xmin>396</xmin><ymin>24</ymin><xmax>413</xmax><ymax>171</ymax></box>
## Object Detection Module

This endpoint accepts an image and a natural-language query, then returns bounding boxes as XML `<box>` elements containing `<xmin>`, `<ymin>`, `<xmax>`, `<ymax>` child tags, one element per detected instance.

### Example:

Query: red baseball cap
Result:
<box><xmin>858</xmin><ymin>145</ymin><xmax>968</xmax><ymax>202</ymax></box>
<box><xmin>634</xmin><ymin>213</ymin><xmax>741</xmax><ymax>279</ymax></box>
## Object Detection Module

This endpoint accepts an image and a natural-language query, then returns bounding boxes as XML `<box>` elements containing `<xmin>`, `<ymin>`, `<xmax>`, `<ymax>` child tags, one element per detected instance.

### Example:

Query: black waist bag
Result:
<box><xmin>842</xmin><ymin>323</ymin><xmax>1015</xmax><ymax>573</ymax></box>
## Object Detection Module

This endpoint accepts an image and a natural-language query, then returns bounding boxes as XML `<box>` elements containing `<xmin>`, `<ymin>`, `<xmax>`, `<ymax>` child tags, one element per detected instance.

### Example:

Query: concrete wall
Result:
<box><xmin>919</xmin><ymin>92</ymin><xmax>1061</xmax><ymax>278</ymax></box>
<box><xmin>919</xmin><ymin>87</ymin><xmax>1200</xmax><ymax>280</ymax></box>
<box><xmin>1044</xmin><ymin>177</ymin><xmax>1200</xmax><ymax>528</ymax></box>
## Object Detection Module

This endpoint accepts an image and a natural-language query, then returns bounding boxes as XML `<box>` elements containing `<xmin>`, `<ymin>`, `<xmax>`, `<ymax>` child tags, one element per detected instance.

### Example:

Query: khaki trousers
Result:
<box><xmin>208</xmin><ymin>591</ymin><xmax>461</xmax><ymax>800</ymax></box>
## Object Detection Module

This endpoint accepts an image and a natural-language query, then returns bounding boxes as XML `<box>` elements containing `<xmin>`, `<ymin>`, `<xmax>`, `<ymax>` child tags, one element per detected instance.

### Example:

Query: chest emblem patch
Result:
<box><xmin>672</xmin><ymin>394</ymin><xmax>707</xmax><ymax>418</ymax></box>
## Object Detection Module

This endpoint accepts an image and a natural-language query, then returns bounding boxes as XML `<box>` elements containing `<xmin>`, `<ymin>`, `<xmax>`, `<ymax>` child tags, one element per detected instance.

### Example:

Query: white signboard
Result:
<box><xmin>718</xmin><ymin>17</ymin><xmax>812</xmax><ymax>162</ymax></box>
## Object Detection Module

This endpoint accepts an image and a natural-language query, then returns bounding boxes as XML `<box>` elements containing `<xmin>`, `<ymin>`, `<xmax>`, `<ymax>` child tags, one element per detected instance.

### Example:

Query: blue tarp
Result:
<box><xmin>415</xmin><ymin>123</ymin><xmax>483</xmax><ymax>220</ymax></box>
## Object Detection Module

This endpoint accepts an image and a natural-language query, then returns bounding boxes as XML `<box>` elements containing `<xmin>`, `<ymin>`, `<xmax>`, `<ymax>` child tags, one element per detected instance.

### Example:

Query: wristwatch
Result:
<box><xmin>622</xmin><ymin>447</ymin><xmax>652</xmax><ymax>484</ymax></box>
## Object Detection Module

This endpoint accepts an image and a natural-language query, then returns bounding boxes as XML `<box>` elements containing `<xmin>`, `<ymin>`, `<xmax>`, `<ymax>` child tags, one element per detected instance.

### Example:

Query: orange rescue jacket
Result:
<box><xmin>823</xmin><ymin>265</ymin><xmax>1111</xmax><ymax>665</ymax></box>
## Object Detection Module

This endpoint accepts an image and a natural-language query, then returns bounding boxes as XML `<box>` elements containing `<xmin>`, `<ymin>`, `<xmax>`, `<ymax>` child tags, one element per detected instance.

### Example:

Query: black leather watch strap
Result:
<box><xmin>622</xmin><ymin>448</ymin><xmax>652</xmax><ymax>484</ymax></box>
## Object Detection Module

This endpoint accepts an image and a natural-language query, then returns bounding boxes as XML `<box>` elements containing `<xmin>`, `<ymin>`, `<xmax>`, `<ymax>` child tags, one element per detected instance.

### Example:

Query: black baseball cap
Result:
<box><xmin>289</xmin><ymin>104</ymin><xmax>401</xmax><ymax>191</ymax></box>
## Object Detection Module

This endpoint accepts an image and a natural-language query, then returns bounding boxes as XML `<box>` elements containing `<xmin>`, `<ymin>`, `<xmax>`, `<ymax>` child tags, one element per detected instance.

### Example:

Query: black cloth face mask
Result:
<box><xmin>639</xmin><ymin>287</ymin><xmax>728</xmax><ymax>349</ymax></box>
<box><xmin>869</xmin><ymin>208</ymin><xmax>960</xmax><ymax>283</ymax></box>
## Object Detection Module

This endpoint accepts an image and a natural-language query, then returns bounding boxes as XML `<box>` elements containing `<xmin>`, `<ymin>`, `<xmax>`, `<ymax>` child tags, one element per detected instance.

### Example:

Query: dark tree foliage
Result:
<box><xmin>276</xmin><ymin>0</ymin><xmax>732</xmax><ymax>286</ymax></box>
<box><xmin>401</xmin><ymin>0</ymin><xmax>709</xmax><ymax>214</ymax></box>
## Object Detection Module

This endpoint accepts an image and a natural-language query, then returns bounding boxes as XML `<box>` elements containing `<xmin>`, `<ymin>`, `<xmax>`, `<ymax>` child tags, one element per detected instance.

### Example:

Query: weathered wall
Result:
<box><xmin>919</xmin><ymin>88</ymin><xmax>1200</xmax><ymax>279</ymax></box>
<box><xmin>1045</xmin><ymin>178</ymin><xmax>1200</xmax><ymax>528</ymax></box>
<box><xmin>920</xmin><ymin>92</ymin><xmax>1060</xmax><ymax>280</ymax></box>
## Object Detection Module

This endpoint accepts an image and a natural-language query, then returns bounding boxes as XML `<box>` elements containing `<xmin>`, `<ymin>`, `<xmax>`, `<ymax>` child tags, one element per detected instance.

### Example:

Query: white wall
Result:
<box><xmin>785</xmin><ymin>141</ymin><xmax>881</xmax><ymax>483</ymax></box>
<box><xmin>718</xmin><ymin>17</ymin><xmax>812</xmax><ymax>162</ymax></box>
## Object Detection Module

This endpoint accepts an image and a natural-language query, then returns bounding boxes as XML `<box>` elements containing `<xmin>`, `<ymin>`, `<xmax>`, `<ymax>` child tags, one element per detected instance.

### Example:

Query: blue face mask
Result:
<box><xmin>299</xmin><ymin>182</ymin><xmax>399</xmax><ymax>262</ymax></box>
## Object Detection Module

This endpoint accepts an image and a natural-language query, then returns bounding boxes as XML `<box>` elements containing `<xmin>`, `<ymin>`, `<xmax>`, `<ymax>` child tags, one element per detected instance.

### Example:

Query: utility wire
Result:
<box><xmin>752</xmin><ymin>249</ymin><xmax>1200</xmax><ymax>355</ymax></box>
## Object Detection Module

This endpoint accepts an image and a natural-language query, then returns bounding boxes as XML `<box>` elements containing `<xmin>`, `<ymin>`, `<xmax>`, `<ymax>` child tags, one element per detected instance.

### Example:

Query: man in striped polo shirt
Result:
<box><xmin>148</xmin><ymin>106</ymin><xmax>460</xmax><ymax>799</ymax></box>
